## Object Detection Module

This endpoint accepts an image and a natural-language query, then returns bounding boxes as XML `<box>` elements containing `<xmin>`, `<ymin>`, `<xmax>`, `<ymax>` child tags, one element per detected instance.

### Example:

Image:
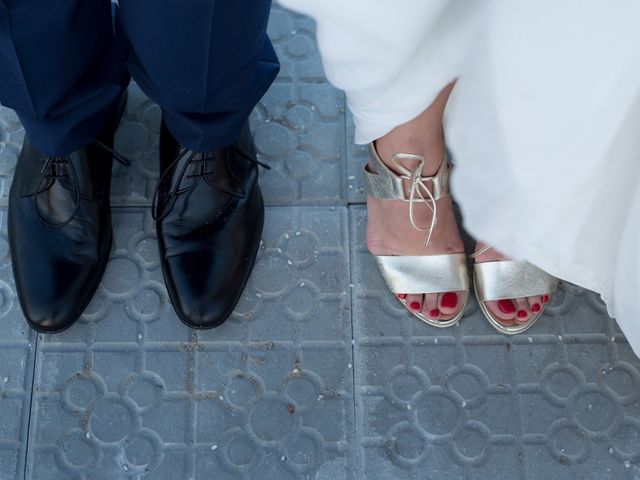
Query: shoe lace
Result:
<box><xmin>36</xmin><ymin>141</ymin><xmax>131</xmax><ymax>227</ymax></box>
<box><xmin>151</xmin><ymin>145</ymin><xmax>270</xmax><ymax>222</ymax></box>
<box><xmin>389</xmin><ymin>153</ymin><xmax>438</xmax><ymax>247</ymax></box>
<box><xmin>468</xmin><ymin>242</ymin><xmax>494</xmax><ymax>259</ymax></box>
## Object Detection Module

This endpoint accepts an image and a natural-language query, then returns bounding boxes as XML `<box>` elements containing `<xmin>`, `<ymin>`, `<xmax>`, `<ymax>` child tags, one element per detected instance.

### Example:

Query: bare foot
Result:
<box><xmin>472</xmin><ymin>242</ymin><xmax>551</xmax><ymax>327</ymax></box>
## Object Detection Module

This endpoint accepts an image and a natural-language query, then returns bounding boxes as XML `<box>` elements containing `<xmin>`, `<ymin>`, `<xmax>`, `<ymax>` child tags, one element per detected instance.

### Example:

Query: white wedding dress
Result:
<box><xmin>279</xmin><ymin>0</ymin><xmax>640</xmax><ymax>355</ymax></box>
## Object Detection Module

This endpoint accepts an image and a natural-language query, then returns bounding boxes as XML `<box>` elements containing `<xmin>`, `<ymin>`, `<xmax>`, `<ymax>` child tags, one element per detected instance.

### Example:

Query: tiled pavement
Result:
<box><xmin>1</xmin><ymin>4</ymin><xmax>640</xmax><ymax>480</ymax></box>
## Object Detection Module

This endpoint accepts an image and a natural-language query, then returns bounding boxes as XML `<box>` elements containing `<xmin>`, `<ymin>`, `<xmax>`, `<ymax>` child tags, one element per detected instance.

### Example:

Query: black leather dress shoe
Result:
<box><xmin>8</xmin><ymin>96</ymin><xmax>128</xmax><ymax>333</ymax></box>
<box><xmin>154</xmin><ymin>121</ymin><xmax>265</xmax><ymax>329</ymax></box>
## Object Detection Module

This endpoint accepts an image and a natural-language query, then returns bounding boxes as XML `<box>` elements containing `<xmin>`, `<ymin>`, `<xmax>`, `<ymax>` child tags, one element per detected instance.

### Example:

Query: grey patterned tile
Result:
<box><xmin>269</xmin><ymin>3</ymin><xmax>326</xmax><ymax>84</ymax></box>
<box><xmin>0</xmin><ymin>209</ymin><xmax>36</xmax><ymax>480</ymax></box>
<box><xmin>253</xmin><ymin>3</ymin><xmax>347</xmax><ymax>207</ymax></box>
<box><xmin>251</xmin><ymin>81</ymin><xmax>346</xmax><ymax>207</ymax></box>
<box><xmin>349</xmin><ymin>205</ymin><xmax>640</xmax><ymax>480</ymax></box>
<box><xmin>26</xmin><ymin>206</ymin><xmax>354</xmax><ymax>479</ymax></box>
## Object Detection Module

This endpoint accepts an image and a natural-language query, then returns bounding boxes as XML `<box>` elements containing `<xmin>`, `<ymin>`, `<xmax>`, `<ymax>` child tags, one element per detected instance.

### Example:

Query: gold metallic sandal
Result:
<box><xmin>364</xmin><ymin>144</ymin><xmax>469</xmax><ymax>328</ymax></box>
<box><xmin>471</xmin><ymin>244</ymin><xmax>559</xmax><ymax>334</ymax></box>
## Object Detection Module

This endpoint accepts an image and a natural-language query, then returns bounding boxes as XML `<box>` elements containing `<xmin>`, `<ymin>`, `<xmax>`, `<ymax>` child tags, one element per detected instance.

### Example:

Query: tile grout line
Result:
<box><xmin>345</xmin><ymin>205</ymin><xmax>361</xmax><ymax>478</ymax></box>
<box><xmin>21</xmin><ymin>329</ymin><xmax>40</xmax><ymax>480</ymax></box>
<box><xmin>342</xmin><ymin>99</ymin><xmax>361</xmax><ymax>477</ymax></box>
<box><xmin>340</xmin><ymin>91</ymin><xmax>349</xmax><ymax>211</ymax></box>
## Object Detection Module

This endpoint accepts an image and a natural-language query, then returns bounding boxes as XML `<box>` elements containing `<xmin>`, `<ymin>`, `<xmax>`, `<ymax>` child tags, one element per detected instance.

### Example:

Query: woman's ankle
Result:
<box><xmin>374</xmin><ymin>128</ymin><xmax>445</xmax><ymax>176</ymax></box>
<box><xmin>372</xmin><ymin>82</ymin><xmax>453</xmax><ymax>176</ymax></box>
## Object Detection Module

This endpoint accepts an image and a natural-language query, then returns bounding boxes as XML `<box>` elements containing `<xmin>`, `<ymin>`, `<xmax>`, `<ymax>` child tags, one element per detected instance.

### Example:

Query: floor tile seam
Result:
<box><xmin>356</xmin><ymin>384</ymin><xmax>519</xmax><ymax>396</ymax></box>
<box><xmin>185</xmin><ymin>330</ymin><xmax>198</xmax><ymax>479</ymax></box>
<box><xmin>38</xmin><ymin>339</ymin><xmax>350</xmax><ymax>350</ymax></box>
<box><xmin>338</xmin><ymin>90</ymin><xmax>349</xmax><ymax>209</ymax></box>
<box><xmin>353</xmin><ymin>334</ymin><xmax>617</xmax><ymax>346</ymax></box>
<box><xmin>29</xmin><ymin>437</ymin><xmax>349</xmax><ymax>449</ymax></box>
<box><xmin>30</xmin><ymin>432</ymin><xmax>552</xmax><ymax>450</ymax></box>
<box><xmin>21</xmin><ymin>332</ymin><xmax>39</xmax><ymax>480</ymax></box>
<box><xmin>0</xmin><ymin>439</ymin><xmax>25</xmax><ymax>448</ymax></box>
<box><xmin>345</xmin><ymin>206</ymin><xmax>362</xmax><ymax>477</ymax></box>
<box><xmin>358</xmin><ymin>432</ymin><xmax>536</xmax><ymax>445</ymax></box>
<box><xmin>0</xmin><ymin>390</ymin><xmax>30</xmax><ymax>401</ymax></box>
<box><xmin>39</xmin><ymin>330</ymin><xmax>619</xmax><ymax>348</ymax></box>
<box><xmin>603</xmin><ymin>310</ymin><xmax>622</xmax><ymax>364</ymax></box>
<box><xmin>460</xmin><ymin>333</ymin><xmax>614</xmax><ymax>344</ymax></box>
<box><xmin>0</xmin><ymin>340</ymin><xmax>33</xmax><ymax>348</ymax></box>
<box><xmin>150</xmin><ymin>388</ymin><xmax>355</xmax><ymax>407</ymax></box>
<box><xmin>337</xmin><ymin>201</ymin><xmax>357</xmax><ymax>477</ymax></box>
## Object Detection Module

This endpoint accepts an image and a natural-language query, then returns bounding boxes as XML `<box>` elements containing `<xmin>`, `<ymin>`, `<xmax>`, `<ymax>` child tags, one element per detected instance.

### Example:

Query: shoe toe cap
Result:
<box><xmin>15</xmin><ymin>258</ymin><xmax>101</xmax><ymax>333</ymax></box>
<box><xmin>163</xmin><ymin>251</ymin><xmax>249</xmax><ymax>329</ymax></box>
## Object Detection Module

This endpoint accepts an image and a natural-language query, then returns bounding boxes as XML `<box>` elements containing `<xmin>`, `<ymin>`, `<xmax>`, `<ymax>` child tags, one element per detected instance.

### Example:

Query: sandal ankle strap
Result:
<box><xmin>364</xmin><ymin>143</ymin><xmax>450</xmax><ymax>246</ymax></box>
<box><xmin>469</xmin><ymin>243</ymin><xmax>494</xmax><ymax>259</ymax></box>
<box><xmin>364</xmin><ymin>143</ymin><xmax>449</xmax><ymax>201</ymax></box>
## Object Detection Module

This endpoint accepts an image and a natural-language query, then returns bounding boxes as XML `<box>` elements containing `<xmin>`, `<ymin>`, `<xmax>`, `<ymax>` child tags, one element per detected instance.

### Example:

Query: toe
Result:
<box><xmin>421</xmin><ymin>293</ymin><xmax>440</xmax><ymax>320</ymax></box>
<box><xmin>485</xmin><ymin>298</ymin><xmax>517</xmax><ymax>326</ymax></box>
<box><xmin>527</xmin><ymin>295</ymin><xmax>542</xmax><ymax>314</ymax></box>
<box><xmin>438</xmin><ymin>291</ymin><xmax>459</xmax><ymax>315</ymax></box>
<box><xmin>405</xmin><ymin>294</ymin><xmax>423</xmax><ymax>314</ymax></box>
<box><xmin>439</xmin><ymin>291</ymin><xmax>465</xmax><ymax>321</ymax></box>
<box><xmin>514</xmin><ymin>298</ymin><xmax>531</xmax><ymax>324</ymax></box>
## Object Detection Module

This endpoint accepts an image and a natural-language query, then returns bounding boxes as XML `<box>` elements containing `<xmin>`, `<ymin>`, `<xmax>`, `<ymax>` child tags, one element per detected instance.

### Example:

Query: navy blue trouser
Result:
<box><xmin>0</xmin><ymin>0</ymin><xmax>279</xmax><ymax>155</ymax></box>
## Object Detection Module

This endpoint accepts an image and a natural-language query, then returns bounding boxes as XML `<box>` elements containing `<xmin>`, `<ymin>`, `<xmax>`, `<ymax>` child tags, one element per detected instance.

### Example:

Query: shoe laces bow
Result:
<box><xmin>389</xmin><ymin>153</ymin><xmax>438</xmax><ymax>247</ymax></box>
<box><xmin>151</xmin><ymin>145</ymin><xmax>270</xmax><ymax>222</ymax></box>
<box><xmin>36</xmin><ymin>141</ymin><xmax>131</xmax><ymax>227</ymax></box>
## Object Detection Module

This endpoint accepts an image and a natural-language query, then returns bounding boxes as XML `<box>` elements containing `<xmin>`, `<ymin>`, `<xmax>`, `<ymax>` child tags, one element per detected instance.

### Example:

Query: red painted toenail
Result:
<box><xmin>542</xmin><ymin>295</ymin><xmax>549</xmax><ymax>303</ymax></box>
<box><xmin>497</xmin><ymin>299</ymin><xmax>516</xmax><ymax>314</ymax></box>
<box><xmin>409</xmin><ymin>302</ymin><xmax>421</xmax><ymax>311</ymax></box>
<box><xmin>532</xmin><ymin>303</ymin><xmax>541</xmax><ymax>312</ymax></box>
<box><xmin>517</xmin><ymin>310</ymin><xmax>527</xmax><ymax>318</ymax></box>
<box><xmin>429</xmin><ymin>309</ymin><xmax>440</xmax><ymax>317</ymax></box>
<box><xmin>398</xmin><ymin>294</ymin><xmax>407</xmax><ymax>300</ymax></box>
<box><xmin>441</xmin><ymin>292</ymin><xmax>458</xmax><ymax>309</ymax></box>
